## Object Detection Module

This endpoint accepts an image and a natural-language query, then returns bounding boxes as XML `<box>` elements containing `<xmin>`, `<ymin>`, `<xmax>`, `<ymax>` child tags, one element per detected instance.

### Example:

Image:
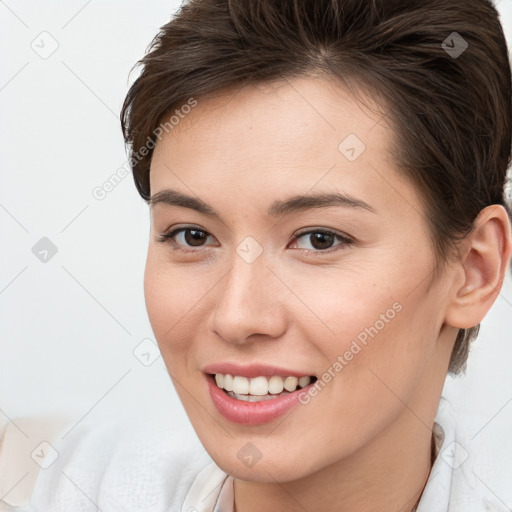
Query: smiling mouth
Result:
<box><xmin>209</xmin><ymin>373</ymin><xmax>318</xmax><ymax>402</ymax></box>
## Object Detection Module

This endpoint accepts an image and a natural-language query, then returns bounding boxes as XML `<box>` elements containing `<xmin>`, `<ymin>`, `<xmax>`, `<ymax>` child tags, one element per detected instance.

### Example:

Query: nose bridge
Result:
<box><xmin>210</xmin><ymin>246</ymin><xmax>286</xmax><ymax>344</ymax></box>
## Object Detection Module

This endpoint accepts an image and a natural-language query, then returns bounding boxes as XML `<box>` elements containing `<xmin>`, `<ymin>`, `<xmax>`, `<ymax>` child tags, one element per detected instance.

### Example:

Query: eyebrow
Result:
<box><xmin>149</xmin><ymin>188</ymin><xmax>377</xmax><ymax>218</ymax></box>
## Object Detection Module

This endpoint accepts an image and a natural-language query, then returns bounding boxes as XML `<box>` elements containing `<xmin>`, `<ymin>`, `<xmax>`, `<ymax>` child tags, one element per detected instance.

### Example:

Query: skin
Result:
<box><xmin>144</xmin><ymin>76</ymin><xmax>512</xmax><ymax>512</ymax></box>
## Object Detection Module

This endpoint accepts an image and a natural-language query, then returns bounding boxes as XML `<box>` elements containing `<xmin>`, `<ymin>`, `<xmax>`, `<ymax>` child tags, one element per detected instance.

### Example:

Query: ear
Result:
<box><xmin>444</xmin><ymin>205</ymin><xmax>512</xmax><ymax>329</ymax></box>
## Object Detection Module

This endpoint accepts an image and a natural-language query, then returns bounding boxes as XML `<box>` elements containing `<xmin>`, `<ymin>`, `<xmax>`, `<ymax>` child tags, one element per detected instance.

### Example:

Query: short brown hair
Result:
<box><xmin>121</xmin><ymin>0</ymin><xmax>512</xmax><ymax>375</ymax></box>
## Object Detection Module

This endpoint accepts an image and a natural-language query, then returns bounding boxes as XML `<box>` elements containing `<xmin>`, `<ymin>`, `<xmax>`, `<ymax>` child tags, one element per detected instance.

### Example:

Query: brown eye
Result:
<box><xmin>291</xmin><ymin>229</ymin><xmax>353</xmax><ymax>254</ymax></box>
<box><xmin>306</xmin><ymin>232</ymin><xmax>336</xmax><ymax>250</ymax></box>
<box><xmin>182</xmin><ymin>228</ymin><xmax>208</xmax><ymax>247</ymax></box>
<box><xmin>158</xmin><ymin>226</ymin><xmax>216</xmax><ymax>251</ymax></box>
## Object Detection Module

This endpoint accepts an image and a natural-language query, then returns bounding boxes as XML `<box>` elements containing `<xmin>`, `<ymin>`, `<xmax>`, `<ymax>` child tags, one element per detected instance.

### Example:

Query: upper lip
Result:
<box><xmin>203</xmin><ymin>363</ymin><xmax>315</xmax><ymax>379</ymax></box>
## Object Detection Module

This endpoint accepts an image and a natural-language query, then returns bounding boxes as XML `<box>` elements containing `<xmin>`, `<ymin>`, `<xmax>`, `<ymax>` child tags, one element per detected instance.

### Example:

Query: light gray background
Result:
<box><xmin>1</xmin><ymin>0</ymin><xmax>511</xmax><ymax>491</ymax></box>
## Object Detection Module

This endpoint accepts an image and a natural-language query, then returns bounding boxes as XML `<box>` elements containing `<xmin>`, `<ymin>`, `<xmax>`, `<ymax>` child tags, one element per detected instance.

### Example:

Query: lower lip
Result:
<box><xmin>206</xmin><ymin>374</ymin><xmax>313</xmax><ymax>425</ymax></box>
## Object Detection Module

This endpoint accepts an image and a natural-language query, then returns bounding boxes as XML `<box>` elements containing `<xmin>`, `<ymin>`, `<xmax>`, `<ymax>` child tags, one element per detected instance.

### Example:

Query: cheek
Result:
<box><xmin>143</xmin><ymin>247</ymin><xmax>205</xmax><ymax>361</ymax></box>
<box><xmin>299</xmin><ymin>261</ymin><xmax>436</xmax><ymax>390</ymax></box>
<box><xmin>285</xmin><ymin>263</ymin><xmax>402</xmax><ymax>353</ymax></box>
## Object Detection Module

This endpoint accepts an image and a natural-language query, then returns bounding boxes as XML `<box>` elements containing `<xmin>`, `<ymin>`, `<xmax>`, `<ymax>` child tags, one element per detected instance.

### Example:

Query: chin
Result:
<box><xmin>198</xmin><ymin>437</ymin><xmax>321</xmax><ymax>483</ymax></box>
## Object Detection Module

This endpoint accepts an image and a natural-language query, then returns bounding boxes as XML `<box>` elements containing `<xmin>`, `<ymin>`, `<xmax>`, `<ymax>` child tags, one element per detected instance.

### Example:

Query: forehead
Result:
<box><xmin>149</xmin><ymin>76</ymin><xmax>420</xmax><ymax>221</ymax></box>
<box><xmin>152</xmin><ymin>76</ymin><xmax>389</xmax><ymax>163</ymax></box>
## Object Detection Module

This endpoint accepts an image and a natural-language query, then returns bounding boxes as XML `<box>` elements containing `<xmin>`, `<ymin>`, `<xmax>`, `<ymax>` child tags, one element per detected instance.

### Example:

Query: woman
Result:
<box><xmin>1</xmin><ymin>0</ymin><xmax>511</xmax><ymax>510</ymax></box>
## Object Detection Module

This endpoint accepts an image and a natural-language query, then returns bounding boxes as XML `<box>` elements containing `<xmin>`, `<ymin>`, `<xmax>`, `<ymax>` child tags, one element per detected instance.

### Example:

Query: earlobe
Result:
<box><xmin>445</xmin><ymin>205</ymin><xmax>512</xmax><ymax>329</ymax></box>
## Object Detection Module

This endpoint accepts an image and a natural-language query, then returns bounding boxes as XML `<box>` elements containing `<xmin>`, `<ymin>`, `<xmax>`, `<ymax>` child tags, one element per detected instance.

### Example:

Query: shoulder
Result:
<box><xmin>0</xmin><ymin>415</ymin><xmax>213</xmax><ymax>512</ymax></box>
<box><xmin>422</xmin><ymin>395</ymin><xmax>512</xmax><ymax>512</ymax></box>
<box><xmin>0</xmin><ymin>414</ymin><xmax>72</xmax><ymax>511</ymax></box>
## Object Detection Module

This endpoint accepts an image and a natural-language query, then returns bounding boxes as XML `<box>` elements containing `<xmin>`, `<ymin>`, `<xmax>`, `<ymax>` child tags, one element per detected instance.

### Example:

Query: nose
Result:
<box><xmin>209</xmin><ymin>252</ymin><xmax>288</xmax><ymax>345</ymax></box>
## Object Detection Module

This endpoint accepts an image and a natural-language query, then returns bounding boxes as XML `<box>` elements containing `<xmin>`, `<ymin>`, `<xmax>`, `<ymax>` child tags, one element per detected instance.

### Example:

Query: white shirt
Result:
<box><xmin>0</xmin><ymin>395</ymin><xmax>509</xmax><ymax>511</ymax></box>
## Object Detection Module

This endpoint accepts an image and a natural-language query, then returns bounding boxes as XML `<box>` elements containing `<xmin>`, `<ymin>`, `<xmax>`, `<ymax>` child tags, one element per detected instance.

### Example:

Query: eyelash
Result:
<box><xmin>157</xmin><ymin>225</ymin><xmax>354</xmax><ymax>256</ymax></box>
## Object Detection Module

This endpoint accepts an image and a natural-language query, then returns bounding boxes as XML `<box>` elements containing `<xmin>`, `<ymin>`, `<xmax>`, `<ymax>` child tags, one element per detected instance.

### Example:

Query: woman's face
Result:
<box><xmin>145</xmin><ymin>77</ymin><xmax>458</xmax><ymax>482</ymax></box>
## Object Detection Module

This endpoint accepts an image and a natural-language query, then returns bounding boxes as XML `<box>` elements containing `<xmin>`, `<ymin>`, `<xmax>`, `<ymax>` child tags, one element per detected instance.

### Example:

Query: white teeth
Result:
<box><xmin>283</xmin><ymin>376</ymin><xmax>298</xmax><ymax>392</ymax></box>
<box><xmin>232</xmin><ymin>376</ymin><xmax>250</xmax><ymax>394</ymax></box>
<box><xmin>228</xmin><ymin>390</ymin><xmax>291</xmax><ymax>402</ymax></box>
<box><xmin>268</xmin><ymin>375</ymin><xmax>284</xmax><ymax>394</ymax></box>
<box><xmin>249</xmin><ymin>376</ymin><xmax>269</xmax><ymax>396</ymax></box>
<box><xmin>298</xmin><ymin>376</ymin><xmax>311</xmax><ymax>388</ymax></box>
<box><xmin>213</xmin><ymin>373</ymin><xmax>314</xmax><ymax>397</ymax></box>
<box><xmin>223</xmin><ymin>374</ymin><xmax>234</xmax><ymax>392</ymax></box>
